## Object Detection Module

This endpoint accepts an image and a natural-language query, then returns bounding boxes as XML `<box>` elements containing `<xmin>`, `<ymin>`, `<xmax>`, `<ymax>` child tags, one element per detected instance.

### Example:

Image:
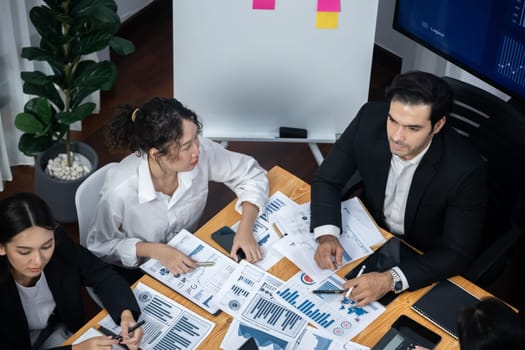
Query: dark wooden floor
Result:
<box><xmin>1</xmin><ymin>0</ymin><xmax>520</xmax><ymax>319</ymax></box>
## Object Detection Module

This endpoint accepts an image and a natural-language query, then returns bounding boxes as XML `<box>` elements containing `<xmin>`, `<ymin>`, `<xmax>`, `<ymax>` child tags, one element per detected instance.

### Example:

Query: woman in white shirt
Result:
<box><xmin>87</xmin><ymin>97</ymin><xmax>268</xmax><ymax>283</ymax></box>
<box><xmin>0</xmin><ymin>192</ymin><xmax>143</xmax><ymax>350</ymax></box>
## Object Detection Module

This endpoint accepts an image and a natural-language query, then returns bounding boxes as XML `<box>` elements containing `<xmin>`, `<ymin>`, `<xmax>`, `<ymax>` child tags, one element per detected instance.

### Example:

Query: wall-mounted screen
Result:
<box><xmin>394</xmin><ymin>0</ymin><xmax>525</xmax><ymax>104</ymax></box>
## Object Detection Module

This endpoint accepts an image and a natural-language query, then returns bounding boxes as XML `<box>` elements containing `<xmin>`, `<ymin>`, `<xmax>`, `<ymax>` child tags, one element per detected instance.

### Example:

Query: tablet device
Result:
<box><xmin>344</xmin><ymin>236</ymin><xmax>419</xmax><ymax>305</ymax></box>
<box><xmin>211</xmin><ymin>226</ymin><xmax>246</xmax><ymax>260</ymax></box>
<box><xmin>371</xmin><ymin>315</ymin><xmax>441</xmax><ymax>350</ymax></box>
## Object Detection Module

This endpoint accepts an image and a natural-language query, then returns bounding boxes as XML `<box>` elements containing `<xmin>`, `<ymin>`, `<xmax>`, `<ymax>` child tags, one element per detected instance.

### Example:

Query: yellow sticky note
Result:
<box><xmin>316</xmin><ymin>12</ymin><xmax>339</xmax><ymax>29</ymax></box>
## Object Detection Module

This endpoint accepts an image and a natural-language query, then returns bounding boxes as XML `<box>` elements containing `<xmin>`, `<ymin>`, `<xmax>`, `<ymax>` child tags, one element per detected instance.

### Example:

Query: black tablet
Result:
<box><xmin>344</xmin><ymin>236</ymin><xmax>419</xmax><ymax>305</ymax></box>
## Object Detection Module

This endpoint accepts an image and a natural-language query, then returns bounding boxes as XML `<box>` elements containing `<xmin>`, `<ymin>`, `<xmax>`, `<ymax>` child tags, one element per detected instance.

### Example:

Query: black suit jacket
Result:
<box><xmin>0</xmin><ymin>228</ymin><xmax>141</xmax><ymax>350</ymax></box>
<box><xmin>311</xmin><ymin>102</ymin><xmax>487</xmax><ymax>289</ymax></box>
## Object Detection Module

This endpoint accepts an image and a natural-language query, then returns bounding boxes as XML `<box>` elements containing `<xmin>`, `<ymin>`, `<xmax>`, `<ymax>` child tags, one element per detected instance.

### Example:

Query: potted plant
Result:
<box><xmin>14</xmin><ymin>0</ymin><xmax>134</xmax><ymax>222</ymax></box>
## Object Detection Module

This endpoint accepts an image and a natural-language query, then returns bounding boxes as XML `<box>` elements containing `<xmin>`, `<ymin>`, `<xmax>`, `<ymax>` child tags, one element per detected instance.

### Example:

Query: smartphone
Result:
<box><xmin>210</xmin><ymin>226</ymin><xmax>246</xmax><ymax>260</ymax></box>
<box><xmin>372</xmin><ymin>315</ymin><xmax>441</xmax><ymax>350</ymax></box>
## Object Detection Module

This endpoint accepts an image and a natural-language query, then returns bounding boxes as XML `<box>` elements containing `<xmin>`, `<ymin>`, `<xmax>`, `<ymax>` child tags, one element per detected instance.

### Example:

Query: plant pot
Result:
<box><xmin>34</xmin><ymin>142</ymin><xmax>99</xmax><ymax>223</ymax></box>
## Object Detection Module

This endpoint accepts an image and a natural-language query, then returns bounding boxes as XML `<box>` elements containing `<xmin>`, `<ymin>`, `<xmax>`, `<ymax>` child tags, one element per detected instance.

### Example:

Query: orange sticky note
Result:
<box><xmin>316</xmin><ymin>12</ymin><xmax>339</xmax><ymax>29</ymax></box>
<box><xmin>253</xmin><ymin>0</ymin><xmax>275</xmax><ymax>10</ymax></box>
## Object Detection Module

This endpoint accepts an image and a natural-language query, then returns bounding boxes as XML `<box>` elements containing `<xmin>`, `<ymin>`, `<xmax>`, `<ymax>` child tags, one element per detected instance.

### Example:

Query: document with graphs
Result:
<box><xmin>275</xmin><ymin>271</ymin><xmax>385</xmax><ymax>343</ymax></box>
<box><xmin>215</xmin><ymin>260</ymin><xmax>308</xmax><ymax>344</ymax></box>
<box><xmin>98</xmin><ymin>282</ymin><xmax>214</xmax><ymax>349</ymax></box>
<box><xmin>140</xmin><ymin>229</ymin><xmax>238</xmax><ymax>315</ymax></box>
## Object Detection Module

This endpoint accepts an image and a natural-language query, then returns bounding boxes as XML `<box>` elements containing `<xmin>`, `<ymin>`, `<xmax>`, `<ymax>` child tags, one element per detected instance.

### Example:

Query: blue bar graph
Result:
<box><xmin>244</xmin><ymin>295</ymin><xmax>306</xmax><ymax>338</ymax></box>
<box><xmin>277</xmin><ymin>287</ymin><xmax>337</xmax><ymax>329</ymax></box>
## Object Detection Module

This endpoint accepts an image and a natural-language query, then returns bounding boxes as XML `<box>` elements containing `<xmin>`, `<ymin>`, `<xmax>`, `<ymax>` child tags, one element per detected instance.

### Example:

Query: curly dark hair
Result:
<box><xmin>106</xmin><ymin>97</ymin><xmax>202</xmax><ymax>157</ymax></box>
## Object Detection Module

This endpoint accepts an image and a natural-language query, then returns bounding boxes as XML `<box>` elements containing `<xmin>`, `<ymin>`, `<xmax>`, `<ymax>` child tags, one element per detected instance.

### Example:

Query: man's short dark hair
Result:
<box><xmin>385</xmin><ymin>71</ymin><xmax>453</xmax><ymax>127</ymax></box>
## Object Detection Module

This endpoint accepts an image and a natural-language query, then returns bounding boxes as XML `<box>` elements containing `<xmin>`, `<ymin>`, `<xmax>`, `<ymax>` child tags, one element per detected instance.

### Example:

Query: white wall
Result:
<box><xmin>374</xmin><ymin>0</ymin><xmax>509</xmax><ymax>101</ymax></box>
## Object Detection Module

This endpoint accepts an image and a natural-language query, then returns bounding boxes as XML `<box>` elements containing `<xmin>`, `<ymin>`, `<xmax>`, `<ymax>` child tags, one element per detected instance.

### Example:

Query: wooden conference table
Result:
<box><xmin>65</xmin><ymin>165</ymin><xmax>493</xmax><ymax>349</ymax></box>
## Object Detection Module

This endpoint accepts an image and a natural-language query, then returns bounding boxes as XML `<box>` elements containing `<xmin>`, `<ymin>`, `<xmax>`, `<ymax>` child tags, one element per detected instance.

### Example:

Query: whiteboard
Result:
<box><xmin>173</xmin><ymin>0</ymin><xmax>378</xmax><ymax>142</ymax></box>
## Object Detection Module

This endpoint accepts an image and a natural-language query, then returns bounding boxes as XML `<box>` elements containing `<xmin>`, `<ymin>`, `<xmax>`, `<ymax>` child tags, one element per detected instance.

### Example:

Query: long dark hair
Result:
<box><xmin>457</xmin><ymin>297</ymin><xmax>525</xmax><ymax>349</ymax></box>
<box><xmin>0</xmin><ymin>192</ymin><xmax>57</xmax><ymax>278</ymax></box>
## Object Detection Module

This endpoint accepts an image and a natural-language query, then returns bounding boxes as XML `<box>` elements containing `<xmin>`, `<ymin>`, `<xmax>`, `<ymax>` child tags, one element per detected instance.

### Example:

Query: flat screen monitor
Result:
<box><xmin>393</xmin><ymin>0</ymin><xmax>525</xmax><ymax>105</ymax></box>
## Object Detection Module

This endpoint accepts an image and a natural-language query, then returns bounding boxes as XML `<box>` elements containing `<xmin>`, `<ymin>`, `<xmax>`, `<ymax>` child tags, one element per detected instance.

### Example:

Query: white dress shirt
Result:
<box><xmin>87</xmin><ymin>136</ymin><xmax>269</xmax><ymax>267</ymax></box>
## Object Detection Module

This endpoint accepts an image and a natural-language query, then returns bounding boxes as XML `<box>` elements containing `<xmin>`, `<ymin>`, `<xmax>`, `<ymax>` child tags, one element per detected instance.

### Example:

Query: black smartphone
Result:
<box><xmin>210</xmin><ymin>226</ymin><xmax>246</xmax><ymax>260</ymax></box>
<box><xmin>372</xmin><ymin>315</ymin><xmax>441</xmax><ymax>350</ymax></box>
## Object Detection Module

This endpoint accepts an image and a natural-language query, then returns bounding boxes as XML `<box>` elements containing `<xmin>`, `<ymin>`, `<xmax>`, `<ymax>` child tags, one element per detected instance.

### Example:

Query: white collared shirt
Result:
<box><xmin>383</xmin><ymin>143</ymin><xmax>429</xmax><ymax>235</ymax></box>
<box><xmin>87</xmin><ymin>136</ymin><xmax>268</xmax><ymax>267</ymax></box>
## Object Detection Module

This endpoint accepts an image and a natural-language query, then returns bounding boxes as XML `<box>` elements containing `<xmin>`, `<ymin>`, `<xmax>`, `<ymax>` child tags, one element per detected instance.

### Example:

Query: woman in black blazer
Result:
<box><xmin>0</xmin><ymin>192</ymin><xmax>143</xmax><ymax>350</ymax></box>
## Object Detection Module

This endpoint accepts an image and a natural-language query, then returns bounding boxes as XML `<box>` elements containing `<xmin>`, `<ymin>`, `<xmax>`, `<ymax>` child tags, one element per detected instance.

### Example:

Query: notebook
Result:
<box><xmin>411</xmin><ymin>279</ymin><xmax>479</xmax><ymax>338</ymax></box>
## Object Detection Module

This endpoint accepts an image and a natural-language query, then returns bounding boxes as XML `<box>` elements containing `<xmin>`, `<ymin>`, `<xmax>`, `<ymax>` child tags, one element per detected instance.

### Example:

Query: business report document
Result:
<box><xmin>98</xmin><ymin>282</ymin><xmax>214</xmax><ymax>350</ymax></box>
<box><xmin>140</xmin><ymin>229</ymin><xmax>238</xmax><ymax>314</ymax></box>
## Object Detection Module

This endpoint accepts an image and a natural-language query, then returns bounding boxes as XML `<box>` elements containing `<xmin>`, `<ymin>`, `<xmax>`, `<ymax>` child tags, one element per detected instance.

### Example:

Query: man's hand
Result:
<box><xmin>343</xmin><ymin>271</ymin><xmax>392</xmax><ymax>306</ymax></box>
<box><xmin>314</xmin><ymin>235</ymin><xmax>344</xmax><ymax>270</ymax></box>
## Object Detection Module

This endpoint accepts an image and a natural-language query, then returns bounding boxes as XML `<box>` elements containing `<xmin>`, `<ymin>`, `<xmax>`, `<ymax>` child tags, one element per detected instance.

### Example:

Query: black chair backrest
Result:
<box><xmin>442</xmin><ymin>76</ymin><xmax>525</xmax><ymax>246</ymax></box>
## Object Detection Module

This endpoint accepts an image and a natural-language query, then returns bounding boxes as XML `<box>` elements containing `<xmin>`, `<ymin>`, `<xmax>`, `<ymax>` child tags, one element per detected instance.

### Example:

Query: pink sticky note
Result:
<box><xmin>253</xmin><ymin>0</ymin><xmax>276</xmax><ymax>10</ymax></box>
<box><xmin>318</xmin><ymin>0</ymin><xmax>340</xmax><ymax>12</ymax></box>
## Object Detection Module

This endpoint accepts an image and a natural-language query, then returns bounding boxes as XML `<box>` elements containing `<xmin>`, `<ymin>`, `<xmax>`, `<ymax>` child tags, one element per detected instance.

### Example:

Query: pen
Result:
<box><xmin>312</xmin><ymin>289</ymin><xmax>347</xmax><ymax>294</ymax></box>
<box><xmin>196</xmin><ymin>261</ymin><xmax>215</xmax><ymax>267</ymax></box>
<box><xmin>343</xmin><ymin>265</ymin><xmax>366</xmax><ymax>301</ymax></box>
<box><xmin>115</xmin><ymin>320</ymin><xmax>146</xmax><ymax>341</ymax></box>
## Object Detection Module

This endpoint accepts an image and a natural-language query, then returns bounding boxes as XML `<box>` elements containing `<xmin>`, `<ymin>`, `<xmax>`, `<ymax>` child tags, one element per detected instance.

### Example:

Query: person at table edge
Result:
<box><xmin>310</xmin><ymin>71</ymin><xmax>487</xmax><ymax>306</ymax></box>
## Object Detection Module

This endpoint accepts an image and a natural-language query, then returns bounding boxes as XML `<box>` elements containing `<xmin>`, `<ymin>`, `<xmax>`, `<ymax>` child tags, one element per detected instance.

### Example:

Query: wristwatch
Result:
<box><xmin>389</xmin><ymin>269</ymin><xmax>403</xmax><ymax>294</ymax></box>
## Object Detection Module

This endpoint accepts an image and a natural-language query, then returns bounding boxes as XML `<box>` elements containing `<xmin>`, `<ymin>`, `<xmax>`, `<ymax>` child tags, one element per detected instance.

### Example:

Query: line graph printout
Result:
<box><xmin>275</xmin><ymin>272</ymin><xmax>384</xmax><ymax>342</ymax></box>
<box><xmin>140</xmin><ymin>229</ymin><xmax>238</xmax><ymax>314</ymax></box>
<box><xmin>341</xmin><ymin>197</ymin><xmax>385</xmax><ymax>247</ymax></box>
<box><xmin>215</xmin><ymin>260</ymin><xmax>308</xmax><ymax>343</ymax></box>
<box><xmin>99</xmin><ymin>282</ymin><xmax>214</xmax><ymax>350</ymax></box>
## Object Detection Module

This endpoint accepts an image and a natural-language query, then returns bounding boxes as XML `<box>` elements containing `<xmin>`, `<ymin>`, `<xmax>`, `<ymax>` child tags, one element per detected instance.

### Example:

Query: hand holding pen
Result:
<box><xmin>312</xmin><ymin>265</ymin><xmax>367</xmax><ymax>303</ymax></box>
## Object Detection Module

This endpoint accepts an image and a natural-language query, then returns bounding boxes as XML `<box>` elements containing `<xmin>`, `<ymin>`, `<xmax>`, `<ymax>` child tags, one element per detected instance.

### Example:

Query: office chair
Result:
<box><xmin>74</xmin><ymin>162</ymin><xmax>117</xmax><ymax>307</ymax></box>
<box><xmin>442</xmin><ymin>76</ymin><xmax>525</xmax><ymax>287</ymax></box>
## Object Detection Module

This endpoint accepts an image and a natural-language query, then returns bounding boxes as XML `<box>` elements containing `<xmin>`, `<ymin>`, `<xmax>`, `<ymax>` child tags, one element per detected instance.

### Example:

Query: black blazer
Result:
<box><xmin>0</xmin><ymin>228</ymin><xmax>141</xmax><ymax>350</ymax></box>
<box><xmin>311</xmin><ymin>101</ymin><xmax>487</xmax><ymax>289</ymax></box>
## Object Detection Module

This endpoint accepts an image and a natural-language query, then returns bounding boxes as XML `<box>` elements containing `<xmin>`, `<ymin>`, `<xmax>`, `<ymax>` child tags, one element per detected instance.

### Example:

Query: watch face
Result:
<box><xmin>394</xmin><ymin>281</ymin><xmax>403</xmax><ymax>292</ymax></box>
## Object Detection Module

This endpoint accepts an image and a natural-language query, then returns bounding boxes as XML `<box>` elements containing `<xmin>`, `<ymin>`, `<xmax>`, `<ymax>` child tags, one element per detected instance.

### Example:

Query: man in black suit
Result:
<box><xmin>311</xmin><ymin>71</ymin><xmax>487</xmax><ymax>306</ymax></box>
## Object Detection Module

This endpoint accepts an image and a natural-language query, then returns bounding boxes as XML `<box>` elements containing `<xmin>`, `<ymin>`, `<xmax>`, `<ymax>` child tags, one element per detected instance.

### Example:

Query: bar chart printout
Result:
<box><xmin>276</xmin><ymin>272</ymin><xmax>385</xmax><ymax>342</ymax></box>
<box><xmin>98</xmin><ymin>282</ymin><xmax>214</xmax><ymax>350</ymax></box>
<box><xmin>215</xmin><ymin>260</ymin><xmax>308</xmax><ymax>343</ymax></box>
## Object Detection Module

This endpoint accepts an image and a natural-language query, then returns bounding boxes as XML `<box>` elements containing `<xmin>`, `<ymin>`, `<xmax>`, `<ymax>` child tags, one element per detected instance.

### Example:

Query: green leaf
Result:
<box><xmin>15</xmin><ymin>112</ymin><xmax>46</xmax><ymax>134</ymax></box>
<box><xmin>24</xmin><ymin>97</ymin><xmax>54</xmax><ymax>125</ymax></box>
<box><xmin>29</xmin><ymin>6</ymin><xmax>61</xmax><ymax>41</ymax></box>
<box><xmin>23</xmin><ymin>81</ymin><xmax>64</xmax><ymax>111</ymax></box>
<box><xmin>71</xmin><ymin>0</ymin><xmax>118</xmax><ymax>17</ymax></box>
<box><xmin>57</xmin><ymin>102</ymin><xmax>96</xmax><ymax>124</ymax></box>
<box><xmin>70</xmin><ymin>30</ymin><xmax>114</xmax><ymax>56</ymax></box>
<box><xmin>109</xmin><ymin>36</ymin><xmax>135</xmax><ymax>56</ymax></box>
<box><xmin>21</xmin><ymin>71</ymin><xmax>53</xmax><ymax>86</ymax></box>
<box><xmin>73</xmin><ymin>60</ymin><xmax>116</xmax><ymax>87</ymax></box>
<box><xmin>18</xmin><ymin>133</ymin><xmax>55</xmax><ymax>156</ymax></box>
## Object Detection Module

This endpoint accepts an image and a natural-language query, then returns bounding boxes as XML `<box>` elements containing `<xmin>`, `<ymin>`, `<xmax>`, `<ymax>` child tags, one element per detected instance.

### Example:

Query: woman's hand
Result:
<box><xmin>231</xmin><ymin>227</ymin><xmax>262</xmax><ymax>263</ymax></box>
<box><xmin>232</xmin><ymin>202</ymin><xmax>263</xmax><ymax>263</ymax></box>
<box><xmin>118</xmin><ymin>310</ymin><xmax>143</xmax><ymax>350</ymax></box>
<box><xmin>154</xmin><ymin>243</ymin><xmax>197</xmax><ymax>275</ymax></box>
